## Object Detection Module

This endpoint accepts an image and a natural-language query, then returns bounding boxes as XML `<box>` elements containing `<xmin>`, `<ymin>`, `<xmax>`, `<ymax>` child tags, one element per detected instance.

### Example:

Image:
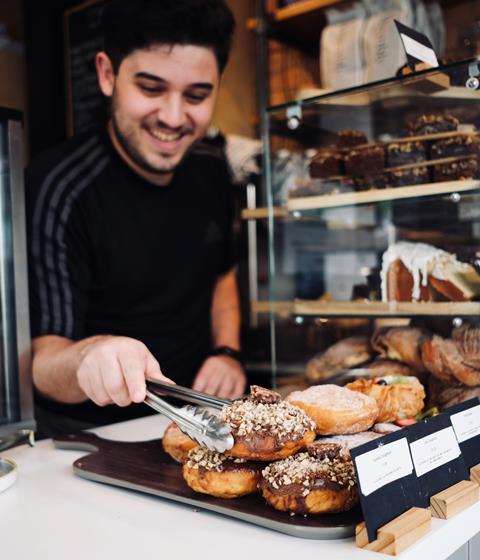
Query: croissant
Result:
<box><xmin>452</xmin><ymin>325</ymin><xmax>480</xmax><ymax>369</ymax></box>
<box><xmin>371</xmin><ymin>327</ymin><xmax>427</xmax><ymax>372</ymax></box>
<box><xmin>428</xmin><ymin>375</ymin><xmax>480</xmax><ymax>410</ymax></box>
<box><xmin>346</xmin><ymin>376</ymin><xmax>425</xmax><ymax>423</ymax></box>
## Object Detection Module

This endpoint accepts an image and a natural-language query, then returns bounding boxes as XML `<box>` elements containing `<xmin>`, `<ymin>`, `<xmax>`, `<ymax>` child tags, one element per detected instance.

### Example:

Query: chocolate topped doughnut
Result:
<box><xmin>220</xmin><ymin>386</ymin><xmax>316</xmax><ymax>461</ymax></box>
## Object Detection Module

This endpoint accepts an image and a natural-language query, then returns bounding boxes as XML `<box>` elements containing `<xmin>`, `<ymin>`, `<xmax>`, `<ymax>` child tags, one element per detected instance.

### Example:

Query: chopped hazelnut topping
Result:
<box><xmin>249</xmin><ymin>385</ymin><xmax>281</xmax><ymax>404</ymax></box>
<box><xmin>186</xmin><ymin>446</ymin><xmax>247</xmax><ymax>472</ymax></box>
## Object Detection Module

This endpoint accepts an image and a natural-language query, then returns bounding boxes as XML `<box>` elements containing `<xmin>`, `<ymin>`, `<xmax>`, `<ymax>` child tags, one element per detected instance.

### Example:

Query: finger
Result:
<box><xmin>145</xmin><ymin>353</ymin><xmax>174</xmax><ymax>385</ymax></box>
<box><xmin>216</xmin><ymin>375</ymin><xmax>235</xmax><ymax>400</ymax></box>
<box><xmin>120</xmin><ymin>355</ymin><xmax>147</xmax><ymax>404</ymax></box>
<box><xmin>78</xmin><ymin>361</ymin><xmax>111</xmax><ymax>406</ymax></box>
<box><xmin>192</xmin><ymin>367</ymin><xmax>209</xmax><ymax>393</ymax></box>
<box><xmin>102</xmin><ymin>358</ymin><xmax>131</xmax><ymax>407</ymax></box>
<box><xmin>231</xmin><ymin>374</ymin><xmax>247</xmax><ymax>399</ymax></box>
<box><xmin>203</xmin><ymin>370</ymin><xmax>224</xmax><ymax>396</ymax></box>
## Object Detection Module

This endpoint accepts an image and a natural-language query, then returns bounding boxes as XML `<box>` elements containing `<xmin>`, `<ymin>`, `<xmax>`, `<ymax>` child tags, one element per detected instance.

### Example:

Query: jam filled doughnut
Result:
<box><xmin>259</xmin><ymin>446</ymin><xmax>358</xmax><ymax>515</ymax></box>
<box><xmin>182</xmin><ymin>446</ymin><xmax>263</xmax><ymax>499</ymax></box>
<box><xmin>346</xmin><ymin>375</ymin><xmax>425</xmax><ymax>423</ymax></box>
<box><xmin>287</xmin><ymin>385</ymin><xmax>378</xmax><ymax>435</ymax></box>
<box><xmin>162</xmin><ymin>422</ymin><xmax>198</xmax><ymax>463</ymax></box>
<box><xmin>219</xmin><ymin>386</ymin><xmax>316</xmax><ymax>461</ymax></box>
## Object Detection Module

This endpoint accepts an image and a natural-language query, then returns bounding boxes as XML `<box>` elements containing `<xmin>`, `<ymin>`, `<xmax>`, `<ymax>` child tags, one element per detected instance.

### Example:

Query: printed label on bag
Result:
<box><xmin>410</xmin><ymin>427</ymin><xmax>461</xmax><ymax>477</ymax></box>
<box><xmin>355</xmin><ymin>438</ymin><xmax>413</xmax><ymax>497</ymax></box>
<box><xmin>451</xmin><ymin>405</ymin><xmax>480</xmax><ymax>444</ymax></box>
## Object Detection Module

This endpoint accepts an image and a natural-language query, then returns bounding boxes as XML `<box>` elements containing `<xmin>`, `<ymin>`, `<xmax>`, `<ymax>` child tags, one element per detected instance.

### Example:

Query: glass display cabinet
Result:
<box><xmin>244</xmin><ymin>58</ymin><xmax>480</xmax><ymax>399</ymax></box>
<box><xmin>0</xmin><ymin>108</ymin><xmax>34</xmax><ymax>442</ymax></box>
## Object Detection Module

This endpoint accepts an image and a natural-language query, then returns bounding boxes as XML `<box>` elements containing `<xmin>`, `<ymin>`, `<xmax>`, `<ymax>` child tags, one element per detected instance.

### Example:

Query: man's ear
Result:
<box><xmin>96</xmin><ymin>52</ymin><xmax>115</xmax><ymax>97</ymax></box>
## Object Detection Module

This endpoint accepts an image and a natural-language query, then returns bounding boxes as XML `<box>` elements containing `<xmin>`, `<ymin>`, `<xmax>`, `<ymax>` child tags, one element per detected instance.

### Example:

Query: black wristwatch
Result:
<box><xmin>210</xmin><ymin>346</ymin><xmax>244</xmax><ymax>367</ymax></box>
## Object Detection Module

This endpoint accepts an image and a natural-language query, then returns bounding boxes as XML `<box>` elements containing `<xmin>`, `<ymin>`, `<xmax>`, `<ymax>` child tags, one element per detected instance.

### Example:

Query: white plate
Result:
<box><xmin>0</xmin><ymin>458</ymin><xmax>17</xmax><ymax>493</ymax></box>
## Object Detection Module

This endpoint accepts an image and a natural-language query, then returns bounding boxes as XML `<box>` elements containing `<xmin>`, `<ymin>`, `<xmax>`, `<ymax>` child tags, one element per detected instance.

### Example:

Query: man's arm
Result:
<box><xmin>192</xmin><ymin>268</ymin><xmax>246</xmax><ymax>399</ymax></box>
<box><xmin>32</xmin><ymin>334</ymin><xmax>172</xmax><ymax>406</ymax></box>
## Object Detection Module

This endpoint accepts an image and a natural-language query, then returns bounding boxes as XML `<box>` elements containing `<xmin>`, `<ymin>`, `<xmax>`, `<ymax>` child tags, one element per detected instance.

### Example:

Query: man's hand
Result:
<box><xmin>192</xmin><ymin>355</ymin><xmax>246</xmax><ymax>400</ymax></box>
<box><xmin>77</xmin><ymin>336</ymin><xmax>173</xmax><ymax>407</ymax></box>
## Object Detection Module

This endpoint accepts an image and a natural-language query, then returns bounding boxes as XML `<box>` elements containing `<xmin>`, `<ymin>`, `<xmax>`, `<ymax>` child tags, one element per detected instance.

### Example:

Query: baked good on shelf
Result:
<box><xmin>433</xmin><ymin>157</ymin><xmax>479</xmax><ymax>182</ymax></box>
<box><xmin>380</xmin><ymin>241</ymin><xmax>480</xmax><ymax>302</ymax></box>
<box><xmin>344</xmin><ymin>145</ymin><xmax>385</xmax><ymax>176</ymax></box>
<box><xmin>309</xmin><ymin>148</ymin><xmax>343</xmax><ymax>178</ymax></box>
<box><xmin>452</xmin><ymin>324</ymin><xmax>480</xmax><ymax>368</ymax></box>
<box><xmin>220</xmin><ymin>385</ymin><xmax>316</xmax><ymax>461</ymax></box>
<box><xmin>421</xmin><ymin>328</ymin><xmax>480</xmax><ymax>386</ymax></box>
<box><xmin>372</xmin><ymin>422</ymin><xmax>402</xmax><ymax>434</ymax></box>
<box><xmin>162</xmin><ymin>422</ymin><xmax>198</xmax><ymax>463</ymax></box>
<box><xmin>259</xmin><ymin>448</ymin><xmax>358</xmax><ymax>515</ymax></box>
<box><xmin>371</xmin><ymin>326</ymin><xmax>427</xmax><ymax>372</ymax></box>
<box><xmin>288</xmin><ymin>177</ymin><xmax>355</xmax><ymax>198</ymax></box>
<box><xmin>430</xmin><ymin>135</ymin><xmax>479</xmax><ymax>158</ymax></box>
<box><xmin>362</xmin><ymin>358</ymin><xmax>418</xmax><ymax>378</ymax></box>
<box><xmin>337</xmin><ymin>129</ymin><xmax>368</xmax><ymax>148</ymax></box>
<box><xmin>387</xmin><ymin>166</ymin><xmax>429</xmax><ymax>187</ymax></box>
<box><xmin>408</xmin><ymin>113</ymin><xmax>459</xmax><ymax>136</ymax></box>
<box><xmin>428</xmin><ymin>375</ymin><xmax>480</xmax><ymax>410</ymax></box>
<box><xmin>182</xmin><ymin>446</ymin><xmax>262</xmax><ymax>498</ymax></box>
<box><xmin>305</xmin><ymin>336</ymin><xmax>372</xmax><ymax>383</ymax></box>
<box><xmin>354</xmin><ymin>173</ymin><xmax>389</xmax><ymax>191</ymax></box>
<box><xmin>286</xmin><ymin>384</ymin><xmax>378</xmax><ymax>435</ymax></box>
<box><xmin>308</xmin><ymin>431</ymin><xmax>382</xmax><ymax>459</ymax></box>
<box><xmin>386</xmin><ymin>141</ymin><xmax>427</xmax><ymax>167</ymax></box>
<box><xmin>345</xmin><ymin>375</ymin><xmax>425</xmax><ymax>423</ymax></box>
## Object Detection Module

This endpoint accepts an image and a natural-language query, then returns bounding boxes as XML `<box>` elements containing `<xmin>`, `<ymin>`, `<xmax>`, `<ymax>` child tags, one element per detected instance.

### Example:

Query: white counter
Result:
<box><xmin>1</xmin><ymin>415</ymin><xmax>479</xmax><ymax>559</ymax></box>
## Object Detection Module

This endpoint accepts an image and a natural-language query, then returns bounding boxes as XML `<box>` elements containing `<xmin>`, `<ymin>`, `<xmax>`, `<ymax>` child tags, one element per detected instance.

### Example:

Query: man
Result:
<box><xmin>26</xmin><ymin>0</ymin><xmax>246</xmax><ymax>437</ymax></box>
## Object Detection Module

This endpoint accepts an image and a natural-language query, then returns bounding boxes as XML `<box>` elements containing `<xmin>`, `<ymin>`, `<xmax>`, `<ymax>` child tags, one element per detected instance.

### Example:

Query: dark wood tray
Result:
<box><xmin>53</xmin><ymin>432</ymin><xmax>361</xmax><ymax>539</ymax></box>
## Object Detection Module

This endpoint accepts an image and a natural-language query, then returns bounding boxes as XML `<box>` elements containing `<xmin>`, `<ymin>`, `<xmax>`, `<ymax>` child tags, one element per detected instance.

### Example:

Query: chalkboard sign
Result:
<box><xmin>64</xmin><ymin>0</ymin><xmax>107</xmax><ymax>136</ymax></box>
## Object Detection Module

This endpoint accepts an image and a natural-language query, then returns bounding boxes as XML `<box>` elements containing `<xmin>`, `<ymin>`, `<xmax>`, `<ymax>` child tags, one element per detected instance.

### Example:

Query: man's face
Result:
<box><xmin>106</xmin><ymin>44</ymin><xmax>220</xmax><ymax>177</ymax></box>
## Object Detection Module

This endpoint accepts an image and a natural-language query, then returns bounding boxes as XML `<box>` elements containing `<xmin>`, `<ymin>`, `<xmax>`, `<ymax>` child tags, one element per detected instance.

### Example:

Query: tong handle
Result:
<box><xmin>145</xmin><ymin>379</ymin><xmax>231</xmax><ymax>409</ymax></box>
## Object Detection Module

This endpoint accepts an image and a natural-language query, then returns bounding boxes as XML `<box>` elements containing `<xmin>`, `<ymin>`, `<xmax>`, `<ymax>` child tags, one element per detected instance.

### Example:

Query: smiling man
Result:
<box><xmin>25</xmin><ymin>0</ymin><xmax>246</xmax><ymax>437</ymax></box>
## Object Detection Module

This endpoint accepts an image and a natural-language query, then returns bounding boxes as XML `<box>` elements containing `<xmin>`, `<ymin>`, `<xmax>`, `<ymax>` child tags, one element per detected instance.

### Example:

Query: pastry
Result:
<box><xmin>345</xmin><ymin>375</ymin><xmax>425</xmax><ymax>423</ymax></box>
<box><xmin>259</xmin><ymin>449</ymin><xmax>358</xmax><ymax>515</ymax></box>
<box><xmin>372</xmin><ymin>422</ymin><xmax>402</xmax><ymax>434</ymax></box>
<box><xmin>305</xmin><ymin>336</ymin><xmax>372</xmax><ymax>383</ymax></box>
<box><xmin>362</xmin><ymin>358</ymin><xmax>418</xmax><ymax>378</ymax></box>
<box><xmin>219</xmin><ymin>385</ymin><xmax>316</xmax><ymax>461</ymax></box>
<box><xmin>428</xmin><ymin>375</ymin><xmax>480</xmax><ymax>410</ymax></box>
<box><xmin>386</xmin><ymin>141</ymin><xmax>427</xmax><ymax>167</ymax></box>
<box><xmin>408</xmin><ymin>113</ymin><xmax>459</xmax><ymax>136</ymax></box>
<box><xmin>421</xmin><ymin>330</ymin><xmax>480</xmax><ymax>386</ymax></box>
<box><xmin>308</xmin><ymin>431</ymin><xmax>382</xmax><ymax>458</ymax></box>
<box><xmin>182</xmin><ymin>446</ymin><xmax>262</xmax><ymax>498</ymax></box>
<box><xmin>162</xmin><ymin>422</ymin><xmax>198</xmax><ymax>463</ymax></box>
<box><xmin>371</xmin><ymin>327</ymin><xmax>427</xmax><ymax>372</ymax></box>
<box><xmin>387</xmin><ymin>166</ymin><xmax>429</xmax><ymax>187</ymax></box>
<box><xmin>344</xmin><ymin>145</ymin><xmax>385</xmax><ymax>177</ymax></box>
<box><xmin>287</xmin><ymin>385</ymin><xmax>378</xmax><ymax>435</ymax></box>
<box><xmin>289</xmin><ymin>177</ymin><xmax>354</xmax><ymax>198</ymax></box>
<box><xmin>433</xmin><ymin>157</ymin><xmax>478</xmax><ymax>182</ymax></box>
<box><xmin>309</xmin><ymin>148</ymin><xmax>343</xmax><ymax>178</ymax></box>
<box><xmin>354</xmin><ymin>173</ymin><xmax>389</xmax><ymax>191</ymax></box>
<box><xmin>380</xmin><ymin>241</ymin><xmax>480</xmax><ymax>302</ymax></box>
<box><xmin>337</xmin><ymin>129</ymin><xmax>367</xmax><ymax>148</ymax></box>
<box><xmin>452</xmin><ymin>324</ymin><xmax>480</xmax><ymax>368</ymax></box>
<box><xmin>430</xmin><ymin>135</ymin><xmax>479</xmax><ymax>159</ymax></box>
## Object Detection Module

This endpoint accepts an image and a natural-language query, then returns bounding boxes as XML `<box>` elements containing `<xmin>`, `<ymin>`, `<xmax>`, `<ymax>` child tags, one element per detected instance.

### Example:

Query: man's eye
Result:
<box><xmin>186</xmin><ymin>93</ymin><xmax>208</xmax><ymax>103</ymax></box>
<box><xmin>138</xmin><ymin>84</ymin><xmax>161</xmax><ymax>94</ymax></box>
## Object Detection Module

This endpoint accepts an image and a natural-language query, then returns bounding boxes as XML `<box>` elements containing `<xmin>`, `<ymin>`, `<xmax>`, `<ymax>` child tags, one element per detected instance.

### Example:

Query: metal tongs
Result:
<box><xmin>144</xmin><ymin>379</ymin><xmax>234</xmax><ymax>453</ymax></box>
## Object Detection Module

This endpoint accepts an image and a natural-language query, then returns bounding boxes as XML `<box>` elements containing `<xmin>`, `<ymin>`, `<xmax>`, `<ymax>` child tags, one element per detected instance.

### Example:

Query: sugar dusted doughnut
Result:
<box><xmin>162</xmin><ymin>422</ymin><xmax>198</xmax><ymax>463</ymax></box>
<box><xmin>220</xmin><ymin>386</ymin><xmax>316</xmax><ymax>461</ymax></box>
<box><xmin>287</xmin><ymin>385</ymin><xmax>378</xmax><ymax>435</ymax></box>
<box><xmin>182</xmin><ymin>447</ymin><xmax>262</xmax><ymax>499</ymax></box>
<box><xmin>259</xmin><ymin>449</ymin><xmax>358</xmax><ymax>515</ymax></box>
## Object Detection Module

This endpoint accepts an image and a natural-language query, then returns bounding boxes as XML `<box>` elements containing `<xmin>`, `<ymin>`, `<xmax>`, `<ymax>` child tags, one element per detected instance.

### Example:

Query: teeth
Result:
<box><xmin>149</xmin><ymin>129</ymin><xmax>181</xmax><ymax>142</ymax></box>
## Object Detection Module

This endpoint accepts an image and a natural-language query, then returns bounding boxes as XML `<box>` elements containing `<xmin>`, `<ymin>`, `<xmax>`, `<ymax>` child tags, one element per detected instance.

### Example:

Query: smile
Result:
<box><xmin>148</xmin><ymin>128</ymin><xmax>182</xmax><ymax>142</ymax></box>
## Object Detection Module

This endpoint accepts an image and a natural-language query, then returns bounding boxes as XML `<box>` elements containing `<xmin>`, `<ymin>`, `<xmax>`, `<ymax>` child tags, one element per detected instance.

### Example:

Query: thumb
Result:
<box><xmin>145</xmin><ymin>352</ymin><xmax>175</xmax><ymax>385</ymax></box>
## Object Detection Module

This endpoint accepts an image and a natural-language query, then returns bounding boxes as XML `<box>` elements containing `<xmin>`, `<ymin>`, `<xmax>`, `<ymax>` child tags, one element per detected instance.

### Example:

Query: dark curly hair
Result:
<box><xmin>102</xmin><ymin>0</ymin><xmax>235</xmax><ymax>74</ymax></box>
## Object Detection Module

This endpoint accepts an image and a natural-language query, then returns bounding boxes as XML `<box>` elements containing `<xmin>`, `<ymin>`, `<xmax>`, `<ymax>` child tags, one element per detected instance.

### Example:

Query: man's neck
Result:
<box><xmin>107</xmin><ymin>121</ymin><xmax>174</xmax><ymax>187</ymax></box>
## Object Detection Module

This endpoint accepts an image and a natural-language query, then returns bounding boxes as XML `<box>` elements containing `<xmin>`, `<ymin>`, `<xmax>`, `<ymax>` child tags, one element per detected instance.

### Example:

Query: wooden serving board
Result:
<box><xmin>54</xmin><ymin>432</ymin><xmax>361</xmax><ymax>540</ymax></box>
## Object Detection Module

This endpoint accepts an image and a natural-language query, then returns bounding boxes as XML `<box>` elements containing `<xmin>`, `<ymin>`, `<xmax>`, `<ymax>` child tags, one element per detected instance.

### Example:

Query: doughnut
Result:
<box><xmin>286</xmin><ymin>385</ymin><xmax>378</xmax><ymax>435</ymax></box>
<box><xmin>219</xmin><ymin>385</ymin><xmax>316</xmax><ymax>461</ymax></box>
<box><xmin>309</xmin><ymin>431</ymin><xmax>383</xmax><ymax>458</ymax></box>
<box><xmin>259</xmin><ymin>448</ymin><xmax>358</xmax><ymax>515</ymax></box>
<box><xmin>162</xmin><ymin>422</ymin><xmax>198</xmax><ymax>463</ymax></box>
<box><xmin>182</xmin><ymin>446</ymin><xmax>263</xmax><ymax>499</ymax></box>
<box><xmin>346</xmin><ymin>375</ymin><xmax>425</xmax><ymax>423</ymax></box>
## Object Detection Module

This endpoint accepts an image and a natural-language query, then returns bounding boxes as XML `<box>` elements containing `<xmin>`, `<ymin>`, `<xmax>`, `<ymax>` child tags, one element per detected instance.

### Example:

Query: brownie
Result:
<box><xmin>433</xmin><ymin>157</ymin><xmax>479</xmax><ymax>182</ymax></box>
<box><xmin>408</xmin><ymin>113</ymin><xmax>459</xmax><ymax>136</ymax></box>
<box><xmin>430</xmin><ymin>135</ymin><xmax>479</xmax><ymax>159</ymax></box>
<box><xmin>386</xmin><ymin>141</ymin><xmax>427</xmax><ymax>167</ymax></box>
<box><xmin>354</xmin><ymin>173</ymin><xmax>389</xmax><ymax>191</ymax></box>
<box><xmin>344</xmin><ymin>145</ymin><xmax>385</xmax><ymax>177</ymax></box>
<box><xmin>337</xmin><ymin>129</ymin><xmax>368</xmax><ymax>148</ymax></box>
<box><xmin>388</xmin><ymin>166</ymin><xmax>430</xmax><ymax>187</ymax></box>
<box><xmin>309</xmin><ymin>148</ymin><xmax>343</xmax><ymax>178</ymax></box>
<box><xmin>289</xmin><ymin>177</ymin><xmax>355</xmax><ymax>198</ymax></box>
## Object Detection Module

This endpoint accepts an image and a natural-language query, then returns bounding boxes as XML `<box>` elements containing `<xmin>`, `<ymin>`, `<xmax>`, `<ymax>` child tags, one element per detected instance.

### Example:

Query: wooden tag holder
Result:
<box><xmin>355</xmin><ymin>507</ymin><xmax>431</xmax><ymax>556</ymax></box>
<box><xmin>401</xmin><ymin>62</ymin><xmax>451</xmax><ymax>94</ymax></box>
<box><xmin>470</xmin><ymin>464</ymin><xmax>480</xmax><ymax>486</ymax></box>
<box><xmin>430</xmin><ymin>480</ymin><xmax>480</xmax><ymax>519</ymax></box>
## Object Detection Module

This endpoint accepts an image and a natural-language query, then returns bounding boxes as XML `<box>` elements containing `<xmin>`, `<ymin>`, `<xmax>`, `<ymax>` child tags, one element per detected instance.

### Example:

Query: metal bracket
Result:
<box><xmin>466</xmin><ymin>61</ymin><xmax>480</xmax><ymax>90</ymax></box>
<box><xmin>286</xmin><ymin>104</ymin><xmax>302</xmax><ymax>130</ymax></box>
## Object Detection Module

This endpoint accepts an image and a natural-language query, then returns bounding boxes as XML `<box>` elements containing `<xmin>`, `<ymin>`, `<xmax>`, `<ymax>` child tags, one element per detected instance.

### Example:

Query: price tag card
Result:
<box><xmin>408</xmin><ymin>414</ymin><xmax>468</xmax><ymax>507</ymax></box>
<box><xmin>351</xmin><ymin>430</ymin><xmax>423</xmax><ymax>543</ymax></box>
<box><xmin>394</xmin><ymin>20</ymin><xmax>438</xmax><ymax>68</ymax></box>
<box><xmin>445</xmin><ymin>398</ymin><xmax>480</xmax><ymax>469</ymax></box>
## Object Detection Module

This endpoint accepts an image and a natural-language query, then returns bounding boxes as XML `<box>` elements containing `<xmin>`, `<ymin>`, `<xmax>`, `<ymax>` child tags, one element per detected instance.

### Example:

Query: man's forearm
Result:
<box><xmin>211</xmin><ymin>269</ymin><xmax>241</xmax><ymax>350</ymax></box>
<box><xmin>32</xmin><ymin>334</ymin><xmax>111</xmax><ymax>403</ymax></box>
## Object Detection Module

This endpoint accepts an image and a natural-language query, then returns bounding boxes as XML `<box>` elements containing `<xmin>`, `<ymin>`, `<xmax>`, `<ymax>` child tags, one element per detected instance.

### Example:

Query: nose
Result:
<box><xmin>156</xmin><ymin>93</ymin><xmax>187</xmax><ymax>130</ymax></box>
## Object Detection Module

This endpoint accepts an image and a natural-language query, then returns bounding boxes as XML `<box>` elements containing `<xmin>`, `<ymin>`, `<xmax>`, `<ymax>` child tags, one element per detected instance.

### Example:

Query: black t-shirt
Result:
<box><xmin>25</xmin><ymin>129</ymin><xmax>235</xmax><ymax>426</ymax></box>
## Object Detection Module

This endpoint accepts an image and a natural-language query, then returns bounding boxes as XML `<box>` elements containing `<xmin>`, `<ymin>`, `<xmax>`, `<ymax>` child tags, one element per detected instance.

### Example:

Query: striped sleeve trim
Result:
<box><xmin>31</xmin><ymin>135</ymin><xmax>110</xmax><ymax>338</ymax></box>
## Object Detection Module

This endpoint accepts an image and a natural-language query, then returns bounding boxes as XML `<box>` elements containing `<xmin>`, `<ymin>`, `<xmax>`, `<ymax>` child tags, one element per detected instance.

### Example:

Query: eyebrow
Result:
<box><xmin>134</xmin><ymin>72</ymin><xmax>214</xmax><ymax>90</ymax></box>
